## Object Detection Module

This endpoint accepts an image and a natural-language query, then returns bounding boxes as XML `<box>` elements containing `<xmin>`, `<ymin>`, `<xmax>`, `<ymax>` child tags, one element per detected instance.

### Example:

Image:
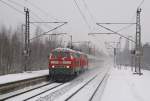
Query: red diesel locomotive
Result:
<box><xmin>48</xmin><ymin>48</ymin><xmax>88</xmax><ymax>80</ymax></box>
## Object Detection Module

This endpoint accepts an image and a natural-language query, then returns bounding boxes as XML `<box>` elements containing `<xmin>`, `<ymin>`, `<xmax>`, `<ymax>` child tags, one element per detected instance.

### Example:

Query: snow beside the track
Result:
<box><xmin>6</xmin><ymin>83</ymin><xmax>62</xmax><ymax>101</ymax></box>
<box><xmin>56</xmin><ymin>71</ymin><xmax>107</xmax><ymax>101</ymax></box>
<box><xmin>0</xmin><ymin>63</ymin><xmax>97</xmax><ymax>85</ymax></box>
<box><xmin>101</xmin><ymin>66</ymin><xmax>150</xmax><ymax>101</ymax></box>
<box><xmin>29</xmin><ymin>62</ymin><xmax>107</xmax><ymax>101</ymax></box>
<box><xmin>0</xmin><ymin>70</ymin><xmax>49</xmax><ymax>85</ymax></box>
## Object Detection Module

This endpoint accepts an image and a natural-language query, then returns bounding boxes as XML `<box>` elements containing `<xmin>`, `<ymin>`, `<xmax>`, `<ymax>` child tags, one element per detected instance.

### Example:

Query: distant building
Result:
<box><xmin>142</xmin><ymin>43</ymin><xmax>150</xmax><ymax>70</ymax></box>
<box><xmin>119</xmin><ymin>38</ymin><xmax>131</xmax><ymax>66</ymax></box>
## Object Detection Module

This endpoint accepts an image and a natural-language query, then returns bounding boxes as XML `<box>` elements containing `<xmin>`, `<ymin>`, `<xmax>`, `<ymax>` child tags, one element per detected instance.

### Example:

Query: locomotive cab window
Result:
<box><xmin>51</xmin><ymin>51</ymin><xmax>59</xmax><ymax>58</ymax></box>
<box><xmin>61</xmin><ymin>52</ymin><xmax>70</xmax><ymax>58</ymax></box>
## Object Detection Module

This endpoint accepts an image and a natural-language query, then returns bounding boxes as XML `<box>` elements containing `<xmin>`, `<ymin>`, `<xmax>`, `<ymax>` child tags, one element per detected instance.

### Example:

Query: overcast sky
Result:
<box><xmin>0</xmin><ymin>0</ymin><xmax>149</xmax><ymax>52</ymax></box>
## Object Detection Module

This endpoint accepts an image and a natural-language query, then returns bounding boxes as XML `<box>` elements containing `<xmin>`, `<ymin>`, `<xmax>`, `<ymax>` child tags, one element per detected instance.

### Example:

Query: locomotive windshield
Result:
<box><xmin>51</xmin><ymin>51</ymin><xmax>71</xmax><ymax>58</ymax></box>
<box><xmin>61</xmin><ymin>52</ymin><xmax>70</xmax><ymax>58</ymax></box>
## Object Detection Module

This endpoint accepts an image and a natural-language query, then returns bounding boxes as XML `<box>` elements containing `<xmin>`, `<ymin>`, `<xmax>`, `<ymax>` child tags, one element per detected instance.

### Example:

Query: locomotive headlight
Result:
<box><xmin>52</xmin><ymin>65</ymin><xmax>55</xmax><ymax>68</ymax></box>
<box><xmin>66</xmin><ymin>66</ymin><xmax>70</xmax><ymax>68</ymax></box>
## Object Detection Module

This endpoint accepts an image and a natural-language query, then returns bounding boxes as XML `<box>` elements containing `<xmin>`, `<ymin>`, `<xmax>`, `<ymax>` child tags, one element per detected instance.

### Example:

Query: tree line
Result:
<box><xmin>115</xmin><ymin>41</ymin><xmax>150</xmax><ymax>70</ymax></box>
<box><xmin>0</xmin><ymin>25</ymin><xmax>106</xmax><ymax>75</ymax></box>
<box><xmin>0</xmin><ymin>25</ymin><xmax>64</xmax><ymax>75</ymax></box>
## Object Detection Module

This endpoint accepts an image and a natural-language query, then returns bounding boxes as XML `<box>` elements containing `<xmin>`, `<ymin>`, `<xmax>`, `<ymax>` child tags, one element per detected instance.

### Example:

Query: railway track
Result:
<box><xmin>65</xmin><ymin>74</ymin><xmax>98</xmax><ymax>101</ymax></box>
<box><xmin>30</xmin><ymin>67</ymin><xmax>109</xmax><ymax>101</ymax></box>
<box><xmin>61</xmin><ymin>71</ymin><xmax>109</xmax><ymax>101</ymax></box>
<box><xmin>1</xmin><ymin>64</ymin><xmax>108</xmax><ymax>101</ymax></box>
<box><xmin>3</xmin><ymin>82</ymin><xmax>64</xmax><ymax>101</ymax></box>
<box><xmin>89</xmin><ymin>73</ymin><xmax>109</xmax><ymax>101</ymax></box>
<box><xmin>23</xmin><ymin>83</ymin><xmax>65</xmax><ymax>101</ymax></box>
<box><xmin>29</xmin><ymin>68</ymin><xmax>103</xmax><ymax>101</ymax></box>
<box><xmin>0</xmin><ymin>82</ymin><xmax>52</xmax><ymax>100</ymax></box>
<box><xmin>0</xmin><ymin>75</ymin><xmax>49</xmax><ymax>95</ymax></box>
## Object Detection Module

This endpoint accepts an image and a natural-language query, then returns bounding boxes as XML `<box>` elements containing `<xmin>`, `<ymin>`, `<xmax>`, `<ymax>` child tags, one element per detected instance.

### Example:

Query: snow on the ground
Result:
<box><xmin>0</xmin><ymin>63</ymin><xmax>99</xmax><ymax>85</ymax></box>
<box><xmin>101</xmin><ymin>66</ymin><xmax>150</xmax><ymax>101</ymax></box>
<box><xmin>0</xmin><ymin>70</ymin><xmax>49</xmax><ymax>85</ymax></box>
<box><xmin>28</xmin><ymin>62</ymin><xmax>107</xmax><ymax>101</ymax></box>
<box><xmin>6</xmin><ymin>83</ymin><xmax>62</xmax><ymax>101</ymax></box>
<box><xmin>0</xmin><ymin>82</ymin><xmax>48</xmax><ymax>100</ymax></box>
<box><xmin>56</xmin><ymin>68</ymin><xmax>108</xmax><ymax>101</ymax></box>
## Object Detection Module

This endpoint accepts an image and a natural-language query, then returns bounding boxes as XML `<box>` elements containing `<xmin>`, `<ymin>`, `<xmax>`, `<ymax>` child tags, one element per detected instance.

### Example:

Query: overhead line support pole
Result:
<box><xmin>70</xmin><ymin>35</ymin><xmax>72</xmax><ymax>49</ymax></box>
<box><xmin>24</xmin><ymin>8</ymin><xmax>30</xmax><ymax>72</ymax></box>
<box><xmin>134</xmin><ymin>8</ymin><xmax>142</xmax><ymax>75</ymax></box>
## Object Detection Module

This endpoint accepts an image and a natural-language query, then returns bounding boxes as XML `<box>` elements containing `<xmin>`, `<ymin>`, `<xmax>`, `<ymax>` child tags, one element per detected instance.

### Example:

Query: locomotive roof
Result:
<box><xmin>51</xmin><ymin>48</ymin><xmax>101</xmax><ymax>59</ymax></box>
<box><xmin>52</xmin><ymin>48</ymin><xmax>86</xmax><ymax>55</ymax></box>
<box><xmin>52</xmin><ymin>48</ymin><xmax>76</xmax><ymax>53</ymax></box>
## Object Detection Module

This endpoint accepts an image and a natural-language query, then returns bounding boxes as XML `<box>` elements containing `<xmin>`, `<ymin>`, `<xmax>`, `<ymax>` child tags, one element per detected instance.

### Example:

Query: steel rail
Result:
<box><xmin>89</xmin><ymin>73</ymin><xmax>108</xmax><ymax>101</ymax></box>
<box><xmin>65</xmin><ymin>74</ymin><xmax>98</xmax><ymax>101</ymax></box>
<box><xmin>0</xmin><ymin>75</ymin><xmax>49</xmax><ymax>94</ymax></box>
<box><xmin>0</xmin><ymin>82</ymin><xmax>53</xmax><ymax>100</ymax></box>
<box><xmin>24</xmin><ymin>83</ymin><xmax>64</xmax><ymax>101</ymax></box>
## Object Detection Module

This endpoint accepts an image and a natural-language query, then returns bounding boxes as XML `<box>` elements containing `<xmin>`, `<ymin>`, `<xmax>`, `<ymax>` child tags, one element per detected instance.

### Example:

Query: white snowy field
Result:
<box><xmin>101</xmin><ymin>66</ymin><xmax>150</xmax><ymax>101</ymax></box>
<box><xmin>0</xmin><ymin>70</ymin><xmax>49</xmax><ymax>85</ymax></box>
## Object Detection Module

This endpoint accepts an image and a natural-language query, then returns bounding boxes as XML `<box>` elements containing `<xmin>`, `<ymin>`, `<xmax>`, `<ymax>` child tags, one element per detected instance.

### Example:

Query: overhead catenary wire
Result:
<box><xmin>81</xmin><ymin>0</ymin><xmax>96</xmax><ymax>25</ymax></box>
<box><xmin>30</xmin><ymin>22</ymin><xmax>67</xmax><ymax>41</ymax></box>
<box><xmin>0</xmin><ymin>0</ymin><xmax>65</xmax><ymax>41</ymax></box>
<box><xmin>96</xmin><ymin>23</ymin><xmax>135</xmax><ymax>43</ymax></box>
<box><xmin>3</xmin><ymin>0</ymin><xmax>47</xmax><ymax>24</ymax></box>
<box><xmin>95</xmin><ymin>6</ymin><xmax>137</xmax><ymax>41</ymax></box>
<box><xmin>117</xmin><ymin>10</ymin><xmax>137</xmax><ymax>32</ymax></box>
<box><xmin>0</xmin><ymin>0</ymin><xmax>40</xmax><ymax>34</ymax></box>
<box><xmin>73</xmin><ymin>0</ymin><xmax>91</xmax><ymax>31</ymax></box>
<box><xmin>8</xmin><ymin>0</ymin><xmax>67</xmax><ymax>41</ymax></box>
<box><xmin>25</xmin><ymin>0</ymin><xmax>65</xmax><ymax>35</ymax></box>
<box><xmin>4</xmin><ymin>0</ymin><xmax>41</xmax><ymax>21</ymax></box>
<box><xmin>7</xmin><ymin>0</ymin><xmax>24</xmax><ymax>8</ymax></box>
<box><xmin>116</xmin><ymin>23</ymin><xmax>135</xmax><ymax>32</ymax></box>
<box><xmin>0</xmin><ymin>0</ymin><xmax>24</xmax><ymax>15</ymax></box>
<box><xmin>26</xmin><ymin>0</ymin><xmax>62</xmax><ymax>22</ymax></box>
<box><xmin>6</xmin><ymin>0</ymin><xmax>53</xmax><ymax>29</ymax></box>
<box><xmin>138</xmin><ymin>0</ymin><xmax>144</xmax><ymax>8</ymax></box>
<box><xmin>30</xmin><ymin>11</ymin><xmax>48</xmax><ymax>23</ymax></box>
<box><xmin>23</xmin><ymin>1</ymin><xmax>54</xmax><ymax>29</ymax></box>
<box><xmin>81</xmin><ymin>0</ymin><xmax>98</xmax><ymax>32</ymax></box>
<box><xmin>90</xmin><ymin>23</ymin><xmax>136</xmax><ymax>37</ymax></box>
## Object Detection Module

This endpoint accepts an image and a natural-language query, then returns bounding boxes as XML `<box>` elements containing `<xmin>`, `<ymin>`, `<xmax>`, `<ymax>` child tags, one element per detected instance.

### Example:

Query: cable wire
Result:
<box><xmin>25</xmin><ymin>0</ymin><xmax>64</xmax><ymax>34</ymax></box>
<box><xmin>138</xmin><ymin>0</ymin><xmax>144</xmax><ymax>8</ymax></box>
<box><xmin>81</xmin><ymin>0</ymin><xmax>96</xmax><ymax>25</ymax></box>
<box><xmin>7</xmin><ymin>0</ymin><xmax>24</xmax><ymax>8</ymax></box>
<box><xmin>0</xmin><ymin>0</ymin><xmax>65</xmax><ymax>41</ymax></box>
<box><xmin>27</xmin><ymin>0</ymin><xmax>62</xmax><ymax>22</ymax></box>
<box><xmin>116</xmin><ymin>24</ymin><xmax>135</xmax><ymax>32</ymax></box>
<box><xmin>3</xmin><ymin>0</ymin><xmax>45</xmax><ymax>24</ymax></box>
<box><xmin>0</xmin><ymin>0</ymin><xmax>24</xmax><ymax>15</ymax></box>
<box><xmin>96</xmin><ymin>23</ymin><xmax>135</xmax><ymax>43</ymax></box>
<box><xmin>30</xmin><ymin>22</ymin><xmax>67</xmax><ymax>40</ymax></box>
<box><xmin>73</xmin><ymin>0</ymin><xmax>91</xmax><ymax>31</ymax></box>
<box><xmin>7</xmin><ymin>0</ymin><xmax>53</xmax><ymax>29</ymax></box>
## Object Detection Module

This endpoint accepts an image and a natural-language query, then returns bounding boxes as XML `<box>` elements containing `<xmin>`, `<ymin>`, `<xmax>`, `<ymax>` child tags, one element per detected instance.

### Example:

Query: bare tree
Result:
<box><xmin>0</xmin><ymin>25</ymin><xmax>67</xmax><ymax>75</ymax></box>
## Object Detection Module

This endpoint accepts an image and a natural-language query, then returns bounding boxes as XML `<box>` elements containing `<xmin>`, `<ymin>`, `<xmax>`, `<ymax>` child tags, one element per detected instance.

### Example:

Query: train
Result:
<box><xmin>48</xmin><ymin>48</ymin><xmax>88</xmax><ymax>81</ymax></box>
